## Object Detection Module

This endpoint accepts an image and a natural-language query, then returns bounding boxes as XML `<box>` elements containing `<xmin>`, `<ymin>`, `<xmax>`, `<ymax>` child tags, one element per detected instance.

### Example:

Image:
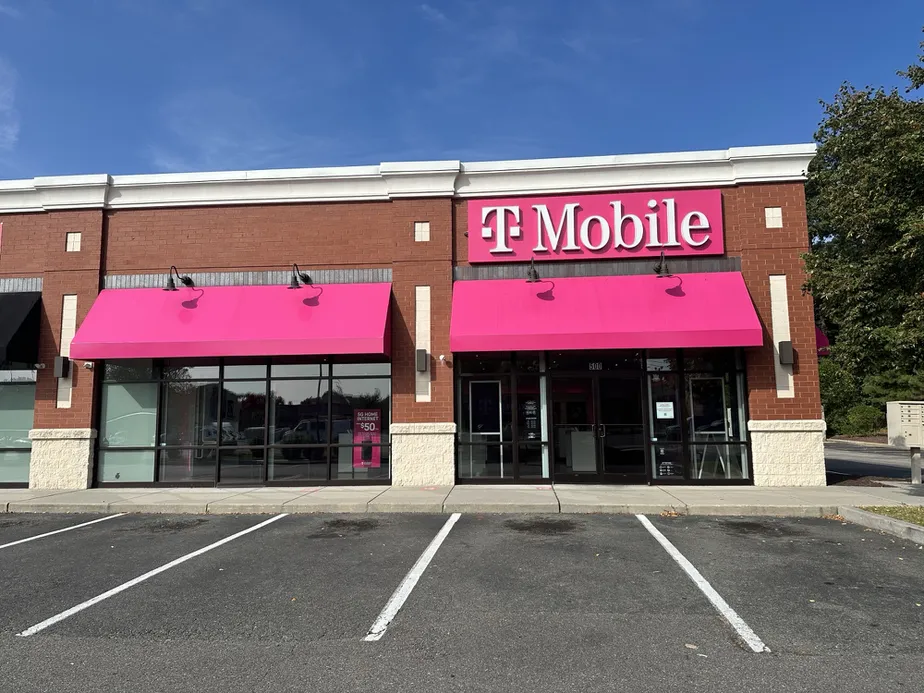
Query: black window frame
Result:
<box><xmin>94</xmin><ymin>357</ymin><xmax>391</xmax><ymax>487</ymax></box>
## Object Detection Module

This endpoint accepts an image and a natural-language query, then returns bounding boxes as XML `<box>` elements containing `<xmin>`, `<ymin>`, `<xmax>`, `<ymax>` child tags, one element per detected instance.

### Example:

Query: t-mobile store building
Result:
<box><xmin>0</xmin><ymin>144</ymin><xmax>825</xmax><ymax>489</ymax></box>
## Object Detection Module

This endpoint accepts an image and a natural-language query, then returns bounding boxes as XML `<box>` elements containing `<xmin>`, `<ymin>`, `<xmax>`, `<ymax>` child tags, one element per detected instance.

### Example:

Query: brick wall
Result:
<box><xmin>723</xmin><ymin>183</ymin><xmax>821</xmax><ymax>421</ymax></box>
<box><xmin>104</xmin><ymin>202</ymin><xmax>398</xmax><ymax>273</ymax></box>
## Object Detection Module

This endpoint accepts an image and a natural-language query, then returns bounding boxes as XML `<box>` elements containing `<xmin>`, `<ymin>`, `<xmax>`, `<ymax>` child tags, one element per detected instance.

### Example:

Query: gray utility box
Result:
<box><xmin>886</xmin><ymin>401</ymin><xmax>924</xmax><ymax>484</ymax></box>
<box><xmin>886</xmin><ymin>401</ymin><xmax>924</xmax><ymax>448</ymax></box>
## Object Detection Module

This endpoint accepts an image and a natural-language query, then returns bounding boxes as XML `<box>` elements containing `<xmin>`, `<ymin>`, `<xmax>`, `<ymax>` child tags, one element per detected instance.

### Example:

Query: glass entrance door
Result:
<box><xmin>551</xmin><ymin>375</ymin><xmax>646</xmax><ymax>482</ymax></box>
<box><xmin>551</xmin><ymin>377</ymin><xmax>597</xmax><ymax>477</ymax></box>
<box><xmin>597</xmin><ymin>376</ymin><xmax>646</xmax><ymax>480</ymax></box>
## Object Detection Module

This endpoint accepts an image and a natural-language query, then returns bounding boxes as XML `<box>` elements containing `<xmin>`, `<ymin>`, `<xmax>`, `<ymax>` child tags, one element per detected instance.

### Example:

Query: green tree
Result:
<box><xmin>805</xmin><ymin>34</ymin><xmax>924</xmax><ymax>419</ymax></box>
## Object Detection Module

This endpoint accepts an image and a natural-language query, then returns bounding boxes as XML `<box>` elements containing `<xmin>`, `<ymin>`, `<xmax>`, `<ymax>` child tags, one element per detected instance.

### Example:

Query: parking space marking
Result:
<box><xmin>636</xmin><ymin>514</ymin><xmax>770</xmax><ymax>653</ymax></box>
<box><xmin>0</xmin><ymin>514</ymin><xmax>126</xmax><ymax>551</ymax></box>
<box><xmin>364</xmin><ymin>512</ymin><xmax>461</xmax><ymax>642</ymax></box>
<box><xmin>16</xmin><ymin>513</ymin><xmax>288</xmax><ymax>638</ymax></box>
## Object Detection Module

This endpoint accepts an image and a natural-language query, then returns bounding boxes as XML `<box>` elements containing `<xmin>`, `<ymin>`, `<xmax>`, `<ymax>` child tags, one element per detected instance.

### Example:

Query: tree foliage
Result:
<box><xmin>806</xmin><ymin>33</ymin><xmax>924</xmax><ymax>432</ymax></box>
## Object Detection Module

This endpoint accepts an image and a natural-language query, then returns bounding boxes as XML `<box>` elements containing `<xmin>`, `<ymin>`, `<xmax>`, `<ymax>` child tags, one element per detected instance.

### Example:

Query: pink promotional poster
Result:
<box><xmin>352</xmin><ymin>409</ymin><xmax>382</xmax><ymax>468</ymax></box>
<box><xmin>467</xmin><ymin>188</ymin><xmax>724</xmax><ymax>263</ymax></box>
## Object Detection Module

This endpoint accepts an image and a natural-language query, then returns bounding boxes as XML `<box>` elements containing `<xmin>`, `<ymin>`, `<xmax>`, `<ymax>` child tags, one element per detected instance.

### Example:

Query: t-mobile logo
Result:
<box><xmin>481</xmin><ymin>206</ymin><xmax>521</xmax><ymax>254</ymax></box>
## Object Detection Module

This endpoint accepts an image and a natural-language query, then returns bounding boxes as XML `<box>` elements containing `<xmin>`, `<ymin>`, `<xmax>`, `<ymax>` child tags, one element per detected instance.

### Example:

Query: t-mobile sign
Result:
<box><xmin>467</xmin><ymin>189</ymin><xmax>724</xmax><ymax>262</ymax></box>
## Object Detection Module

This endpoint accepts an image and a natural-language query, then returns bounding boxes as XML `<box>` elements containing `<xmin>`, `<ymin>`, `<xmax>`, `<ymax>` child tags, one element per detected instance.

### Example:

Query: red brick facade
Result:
<box><xmin>0</xmin><ymin>179</ymin><xmax>820</xmax><ymax>448</ymax></box>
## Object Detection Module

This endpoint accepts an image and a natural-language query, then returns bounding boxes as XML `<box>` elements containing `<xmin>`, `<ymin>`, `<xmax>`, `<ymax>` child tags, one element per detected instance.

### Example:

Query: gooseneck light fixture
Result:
<box><xmin>525</xmin><ymin>258</ymin><xmax>541</xmax><ymax>283</ymax></box>
<box><xmin>163</xmin><ymin>266</ymin><xmax>195</xmax><ymax>291</ymax></box>
<box><xmin>288</xmin><ymin>263</ymin><xmax>313</xmax><ymax>289</ymax></box>
<box><xmin>653</xmin><ymin>251</ymin><xmax>672</xmax><ymax>278</ymax></box>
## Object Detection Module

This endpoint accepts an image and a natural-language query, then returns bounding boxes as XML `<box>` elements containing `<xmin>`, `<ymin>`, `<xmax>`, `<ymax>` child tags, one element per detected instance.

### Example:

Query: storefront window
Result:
<box><xmin>647</xmin><ymin>348</ymin><xmax>749</xmax><ymax>481</ymax></box>
<box><xmin>96</xmin><ymin>359</ymin><xmax>391</xmax><ymax>485</ymax></box>
<box><xmin>329</xmin><ymin>376</ymin><xmax>391</xmax><ymax>481</ymax></box>
<box><xmin>648</xmin><ymin>372</ymin><xmax>683</xmax><ymax>479</ymax></box>
<box><xmin>456</xmin><ymin>354</ymin><xmax>550</xmax><ymax>480</ymax></box>
<box><xmin>454</xmin><ymin>349</ymin><xmax>749</xmax><ymax>484</ymax></box>
<box><xmin>0</xmin><ymin>368</ymin><xmax>36</xmax><ymax>485</ymax></box>
<box><xmin>457</xmin><ymin>375</ymin><xmax>513</xmax><ymax>479</ymax></box>
<box><xmin>159</xmin><ymin>374</ymin><xmax>221</xmax><ymax>483</ymax></box>
<box><xmin>455</xmin><ymin>354</ymin><xmax>513</xmax><ymax>374</ymax></box>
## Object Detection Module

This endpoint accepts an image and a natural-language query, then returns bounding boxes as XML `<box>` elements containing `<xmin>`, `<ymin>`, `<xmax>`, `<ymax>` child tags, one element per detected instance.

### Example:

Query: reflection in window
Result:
<box><xmin>103</xmin><ymin>360</ymin><xmax>156</xmax><ymax>381</ymax></box>
<box><xmin>100</xmin><ymin>382</ymin><xmax>158</xmax><ymax>448</ymax></box>
<box><xmin>0</xmin><ymin>372</ymin><xmax>36</xmax><ymax>484</ymax></box>
<box><xmin>162</xmin><ymin>362</ymin><xmax>220</xmax><ymax>381</ymax></box>
<box><xmin>158</xmin><ymin>448</ymin><xmax>217</xmax><ymax>483</ymax></box>
<box><xmin>221</xmin><ymin>381</ymin><xmax>267</xmax><ymax>447</ymax></box>
<box><xmin>223</xmin><ymin>364</ymin><xmax>268</xmax><ymax>379</ymax></box>
<box><xmin>646</xmin><ymin>350</ymin><xmax>678</xmax><ymax>372</ymax></box>
<box><xmin>270</xmin><ymin>378</ymin><xmax>330</xmax><ymax>445</ymax></box>
<box><xmin>268</xmin><ymin>446</ymin><xmax>328</xmax><ymax>481</ymax></box>
<box><xmin>161</xmin><ymin>380</ymin><xmax>221</xmax><ymax>446</ymax></box>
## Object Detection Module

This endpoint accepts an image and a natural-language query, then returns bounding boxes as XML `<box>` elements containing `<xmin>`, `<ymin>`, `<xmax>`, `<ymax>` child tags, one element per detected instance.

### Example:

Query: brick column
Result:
<box><xmin>725</xmin><ymin>184</ymin><xmax>824</xmax><ymax>485</ymax></box>
<box><xmin>389</xmin><ymin>199</ymin><xmax>456</xmax><ymax>485</ymax></box>
<box><xmin>29</xmin><ymin>210</ymin><xmax>104</xmax><ymax>488</ymax></box>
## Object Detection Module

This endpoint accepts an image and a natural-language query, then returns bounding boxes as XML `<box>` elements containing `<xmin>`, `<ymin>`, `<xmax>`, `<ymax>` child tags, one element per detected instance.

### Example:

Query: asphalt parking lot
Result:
<box><xmin>1</xmin><ymin>512</ymin><xmax>922</xmax><ymax>692</ymax></box>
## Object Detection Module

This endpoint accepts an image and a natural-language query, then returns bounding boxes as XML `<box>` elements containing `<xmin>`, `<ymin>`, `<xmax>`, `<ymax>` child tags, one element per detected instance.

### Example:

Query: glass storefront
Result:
<box><xmin>455</xmin><ymin>349</ymin><xmax>750</xmax><ymax>483</ymax></box>
<box><xmin>456</xmin><ymin>353</ymin><xmax>548</xmax><ymax>481</ymax></box>
<box><xmin>0</xmin><ymin>367</ymin><xmax>36</xmax><ymax>486</ymax></box>
<box><xmin>98</xmin><ymin>359</ymin><xmax>391</xmax><ymax>485</ymax></box>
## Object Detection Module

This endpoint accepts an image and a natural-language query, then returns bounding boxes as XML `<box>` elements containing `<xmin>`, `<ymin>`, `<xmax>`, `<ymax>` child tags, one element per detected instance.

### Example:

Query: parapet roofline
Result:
<box><xmin>0</xmin><ymin>143</ymin><xmax>816</xmax><ymax>213</ymax></box>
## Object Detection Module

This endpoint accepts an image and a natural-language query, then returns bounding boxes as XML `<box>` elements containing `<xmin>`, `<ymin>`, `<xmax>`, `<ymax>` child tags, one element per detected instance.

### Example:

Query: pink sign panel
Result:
<box><xmin>467</xmin><ymin>189</ymin><xmax>724</xmax><ymax>263</ymax></box>
<box><xmin>352</xmin><ymin>409</ymin><xmax>382</xmax><ymax>468</ymax></box>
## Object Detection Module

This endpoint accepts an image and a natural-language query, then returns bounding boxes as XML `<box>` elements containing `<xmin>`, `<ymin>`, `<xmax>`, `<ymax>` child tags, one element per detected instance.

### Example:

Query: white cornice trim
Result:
<box><xmin>0</xmin><ymin>144</ymin><xmax>815</xmax><ymax>213</ymax></box>
<box><xmin>455</xmin><ymin>143</ymin><xmax>817</xmax><ymax>198</ymax></box>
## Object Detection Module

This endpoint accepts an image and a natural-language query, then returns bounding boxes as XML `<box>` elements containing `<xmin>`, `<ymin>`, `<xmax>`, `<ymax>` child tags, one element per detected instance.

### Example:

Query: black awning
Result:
<box><xmin>0</xmin><ymin>292</ymin><xmax>41</xmax><ymax>365</ymax></box>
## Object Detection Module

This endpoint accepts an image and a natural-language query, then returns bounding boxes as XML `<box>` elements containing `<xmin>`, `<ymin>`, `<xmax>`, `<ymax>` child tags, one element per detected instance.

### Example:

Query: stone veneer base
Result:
<box><xmin>28</xmin><ymin>428</ymin><xmax>96</xmax><ymax>490</ymax></box>
<box><xmin>390</xmin><ymin>422</ymin><xmax>456</xmax><ymax>487</ymax></box>
<box><xmin>748</xmin><ymin>419</ymin><xmax>827</xmax><ymax>486</ymax></box>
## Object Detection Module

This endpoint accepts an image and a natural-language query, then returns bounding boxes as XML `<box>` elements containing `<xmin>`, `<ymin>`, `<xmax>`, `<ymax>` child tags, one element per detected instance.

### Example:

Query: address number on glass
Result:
<box><xmin>588</xmin><ymin>362</ymin><xmax>603</xmax><ymax>371</ymax></box>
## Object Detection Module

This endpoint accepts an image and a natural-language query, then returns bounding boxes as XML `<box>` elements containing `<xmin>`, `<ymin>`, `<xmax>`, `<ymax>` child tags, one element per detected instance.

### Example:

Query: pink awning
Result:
<box><xmin>70</xmin><ymin>283</ymin><xmax>391</xmax><ymax>359</ymax></box>
<box><xmin>450</xmin><ymin>272</ymin><xmax>762</xmax><ymax>352</ymax></box>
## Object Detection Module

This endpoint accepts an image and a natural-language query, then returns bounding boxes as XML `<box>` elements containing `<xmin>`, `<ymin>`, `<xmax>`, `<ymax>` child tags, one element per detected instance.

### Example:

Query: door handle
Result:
<box><xmin>597</xmin><ymin>424</ymin><xmax>606</xmax><ymax>438</ymax></box>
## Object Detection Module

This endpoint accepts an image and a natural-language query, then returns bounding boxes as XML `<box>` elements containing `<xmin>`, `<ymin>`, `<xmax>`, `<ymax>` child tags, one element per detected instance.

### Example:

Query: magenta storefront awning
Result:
<box><xmin>70</xmin><ymin>283</ymin><xmax>392</xmax><ymax>360</ymax></box>
<box><xmin>449</xmin><ymin>272</ymin><xmax>762</xmax><ymax>353</ymax></box>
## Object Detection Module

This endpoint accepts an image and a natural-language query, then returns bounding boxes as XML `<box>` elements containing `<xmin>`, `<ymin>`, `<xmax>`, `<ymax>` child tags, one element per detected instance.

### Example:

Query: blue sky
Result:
<box><xmin>0</xmin><ymin>0</ymin><xmax>920</xmax><ymax>177</ymax></box>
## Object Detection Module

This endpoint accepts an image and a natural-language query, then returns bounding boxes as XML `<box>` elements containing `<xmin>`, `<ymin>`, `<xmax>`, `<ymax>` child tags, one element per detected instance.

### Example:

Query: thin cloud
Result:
<box><xmin>0</xmin><ymin>59</ymin><xmax>20</xmax><ymax>152</ymax></box>
<box><xmin>419</xmin><ymin>3</ymin><xmax>449</xmax><ymax>24</ymax></box>
<box><xmin>0</xmin><ymin>4</ymin><xmax>20</xmax><ymax>18</ymax></box>
<box><xmin>149</xmin><ymin>87</ymin><xmax>342</xmax><ymax>172</ymax></box>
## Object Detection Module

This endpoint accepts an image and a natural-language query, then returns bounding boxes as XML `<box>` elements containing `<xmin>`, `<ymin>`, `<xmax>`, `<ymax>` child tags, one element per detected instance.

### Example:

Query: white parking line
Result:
<box><xmin>16</xmin><ymin>513</ymin><xmax>288</xmax><ymax>637</ymax></box>
<box><xmin>0</xmin><ymin>514</ymin><xmax>126</xmax><ymax>551</ymax></box>
<box><xmin>364</xmin><ymin>512</ymin><xmax>461</xmax><ymax>642</ymax></box>
<box><xmin>636</xmin><ymin>514</ymin><xmax>770</xmax><ymax>653</ymax></box>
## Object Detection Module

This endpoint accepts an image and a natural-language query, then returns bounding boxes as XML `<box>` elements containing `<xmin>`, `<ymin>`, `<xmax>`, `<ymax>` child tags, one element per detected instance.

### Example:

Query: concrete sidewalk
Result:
<box><xmin>2</xmin><ymin>483</ymin><xmax>923</xmax><ymax>516</ymax></box>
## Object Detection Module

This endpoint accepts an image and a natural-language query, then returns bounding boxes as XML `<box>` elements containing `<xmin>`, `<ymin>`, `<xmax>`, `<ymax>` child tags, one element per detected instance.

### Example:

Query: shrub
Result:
<box><xmin>818</xmin><ymin>358</ymin><xmax>861</xmax><ymax>436</ymax></box>
<box><xmin>842</xmin><ymin>404</ymin><xmax>886</xmax><ymax>436</ymax></box>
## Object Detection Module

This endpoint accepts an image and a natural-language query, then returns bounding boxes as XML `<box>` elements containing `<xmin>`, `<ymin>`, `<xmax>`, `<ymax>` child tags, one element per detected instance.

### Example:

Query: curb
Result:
<box><xmin>0</xmin><ymin>503</ymin><xmax>838</xmax><ymax>517</ymax></box>
<box><xmin>839</xmin><ymin>506</ymin><xmax>924</xmax><ymax>545</ymax></box>
<box><xmin>825</xmin><ymin>439</ymin><xmax>892</xmax><ymax>449</ymax></box>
